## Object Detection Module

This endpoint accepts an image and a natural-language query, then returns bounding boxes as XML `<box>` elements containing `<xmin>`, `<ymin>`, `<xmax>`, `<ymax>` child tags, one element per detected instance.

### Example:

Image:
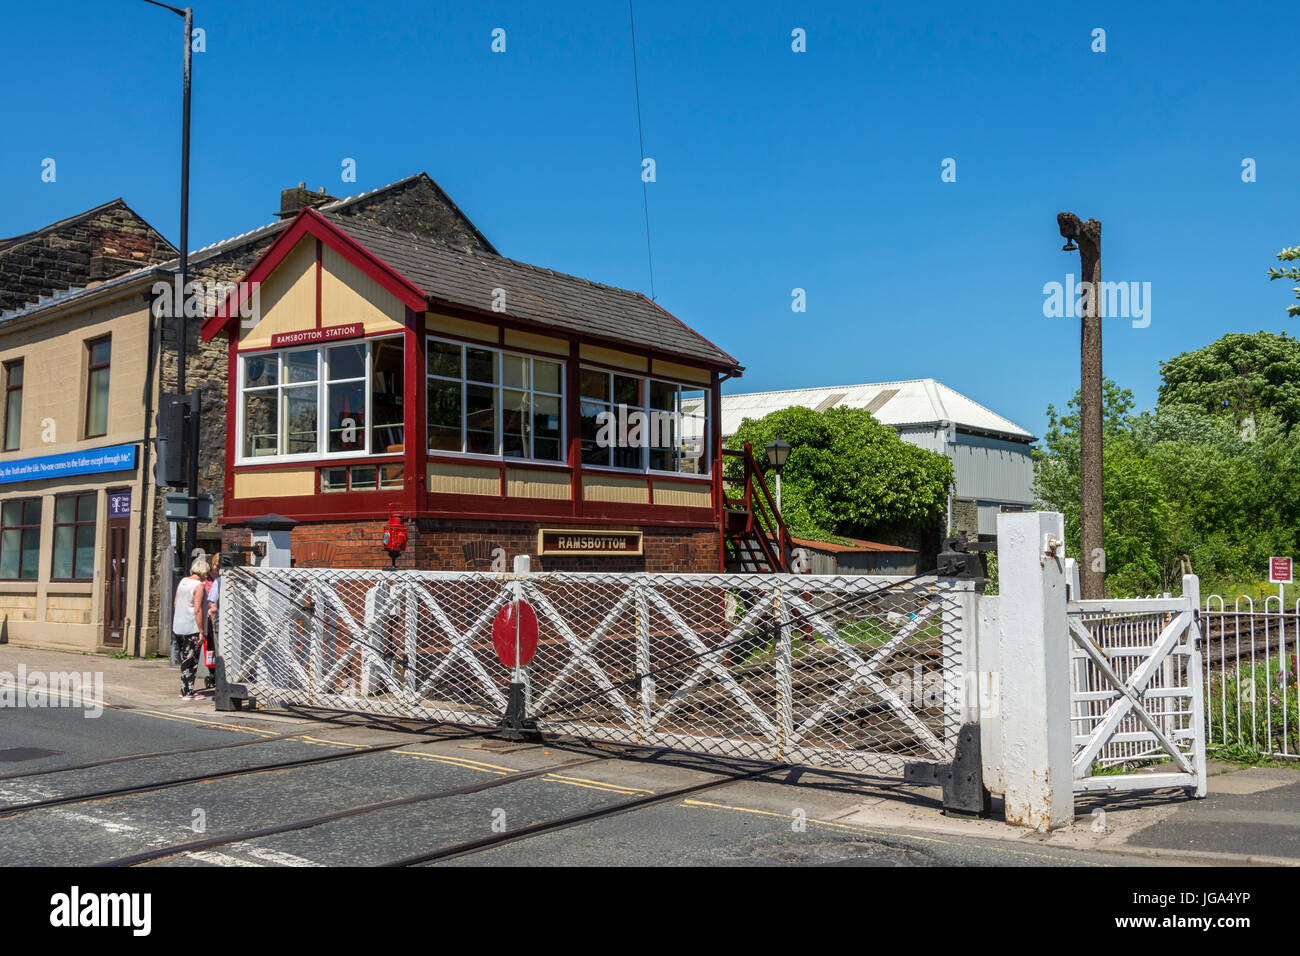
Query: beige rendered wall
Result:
<box><xmin>0</xmin><ymin>287</ymin><xmax>157</xmax><ymax>654</ymax></box>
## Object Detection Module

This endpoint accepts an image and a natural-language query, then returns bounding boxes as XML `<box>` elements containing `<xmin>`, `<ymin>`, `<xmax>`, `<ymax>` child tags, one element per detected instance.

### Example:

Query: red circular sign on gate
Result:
<box><xmin>492</xmin><ymin>600</ymin><xmax>539</xmax><ymax>668</ymax></box>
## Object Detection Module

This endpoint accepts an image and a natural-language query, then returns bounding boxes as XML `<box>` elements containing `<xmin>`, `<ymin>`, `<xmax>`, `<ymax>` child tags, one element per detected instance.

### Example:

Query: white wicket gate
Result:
<box><xmin>1067</xmin><ymin>586</ymin><xmax>1207</xmax><ymax>796</ymax></box>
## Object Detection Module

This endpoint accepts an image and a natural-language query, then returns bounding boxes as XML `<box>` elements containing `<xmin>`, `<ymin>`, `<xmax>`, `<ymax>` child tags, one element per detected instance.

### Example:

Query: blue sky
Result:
<box><xmin>2</xmin><ymin>0</ymin><xmax>1295</xmax><ymax>440</ymax></box>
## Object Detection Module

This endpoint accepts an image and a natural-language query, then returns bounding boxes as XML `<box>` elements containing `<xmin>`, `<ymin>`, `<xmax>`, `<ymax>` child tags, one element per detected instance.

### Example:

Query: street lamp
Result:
<box><xmin>764</xmin><ymin>433</ymin><xmax>791</xmax><ymax>512</ymax></box>
<box><xmin>142</xmin><ymin>0</ymin><xmax>197</xmax><ymax>657</ymax></box>
<box><xmin>1058</xmin><ymin>211</ymin><xmax>1104</xmax><ymax>600</ymax></box>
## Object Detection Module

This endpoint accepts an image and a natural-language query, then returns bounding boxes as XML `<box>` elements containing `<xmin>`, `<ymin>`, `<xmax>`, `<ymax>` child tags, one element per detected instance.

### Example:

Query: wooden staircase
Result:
<box><xmin>720</xmin><ymin>443</ymin><xmax>793</xmax><ymax>573</ymax></box>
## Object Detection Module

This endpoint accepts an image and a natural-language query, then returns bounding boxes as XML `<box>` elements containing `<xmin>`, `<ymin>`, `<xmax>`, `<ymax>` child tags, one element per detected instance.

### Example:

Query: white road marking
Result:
<box><xmin>231</xmin><ymin>844</ymin><xmax>322</xmax><ymax>867</ymax></box>
<box><xmin>187</xmin><ymin>850</ymin><xmax>261</xmax><ymax>867</ymax></box>
<box><xmin>55</xmin><ymin>809</ymin><xmax>144</xmax><ymax>837</ymax></box>
<box><xmin>0</xmin><ymin>781</ymin><xmax>57</xmax><ymax>802</ymax></box>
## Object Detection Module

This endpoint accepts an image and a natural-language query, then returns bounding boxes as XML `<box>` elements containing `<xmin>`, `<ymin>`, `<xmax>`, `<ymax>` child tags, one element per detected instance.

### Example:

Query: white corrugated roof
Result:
<box><xmin>721</xmin><ymin>378</ymin><xmax>1035</xmax><ymax>441</ymax></box>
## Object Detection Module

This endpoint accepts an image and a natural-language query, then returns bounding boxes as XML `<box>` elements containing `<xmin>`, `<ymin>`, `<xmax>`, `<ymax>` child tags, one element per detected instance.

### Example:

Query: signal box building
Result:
<box><xmin>202</xmin><ymin>207</ymin><xmax>743</xmax><ymax>572</ymax></box>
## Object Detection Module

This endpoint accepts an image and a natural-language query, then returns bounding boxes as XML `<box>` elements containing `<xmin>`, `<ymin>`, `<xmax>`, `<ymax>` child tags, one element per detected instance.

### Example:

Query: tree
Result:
<box><xmin>1036</xmin><ymin>372</ymin><xmax>1300</xmax><ymax>596</ymax></box>
<box><xmin>1268</xmin><ymin>246</ymin><xmax>1300</xmax><ymax>318</ymax></box>
<box><xmin>1157</xmin><ymin>331</ymin><xmax>1300</xmax><ymax>431</ymax></box>
<box><xmin>724</xmin><ymin>405</ymin><xmax>952</xmax><ymax>543</ymax></box>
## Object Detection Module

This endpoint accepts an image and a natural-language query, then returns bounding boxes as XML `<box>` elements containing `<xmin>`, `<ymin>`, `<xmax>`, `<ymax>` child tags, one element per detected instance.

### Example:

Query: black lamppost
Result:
<box><xmin>765</xmin><ymin>433</ymin><xmax>791</xmax><ymax>512</ymax></box>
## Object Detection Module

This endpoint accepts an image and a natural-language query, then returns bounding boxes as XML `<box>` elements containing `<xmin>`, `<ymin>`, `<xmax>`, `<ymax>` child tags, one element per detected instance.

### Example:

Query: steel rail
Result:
<box><xmin>0</xmin><ymin>726</ymin><xmax>314</xmax><ymax>782</ymax></box>
<box><xmin>0</xmin><ymin>731</ymin><xmax>492</xmax><ymax>819</ymax></box>
<box><xmin>99</xmin><ymin>752</ymin><xmax>611</xmax><ymax>867</ymax></box>
<box><xmin>383</xmin><ymin>762</ymin><xmax>788</xmax><ymax>866</ymax></box>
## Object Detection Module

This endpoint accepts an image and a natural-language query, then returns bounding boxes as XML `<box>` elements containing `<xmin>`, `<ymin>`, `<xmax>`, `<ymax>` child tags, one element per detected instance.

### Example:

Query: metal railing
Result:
<box><xmin>1203</xmin><ymin>595</ymin><xmax>1300</xmax><ymax>759</ymax></box>
<box><xmin>220</xmin><ymin>566</ymin><xmax>974</xmax><ymax>775</ymax></box>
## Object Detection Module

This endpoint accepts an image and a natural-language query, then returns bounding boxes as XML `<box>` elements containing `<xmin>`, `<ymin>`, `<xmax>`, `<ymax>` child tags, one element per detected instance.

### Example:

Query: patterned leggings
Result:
<box><xmin>177</xmin><ymin>633</ymin><xmax>201</xmax><ymax>696</ymax></box>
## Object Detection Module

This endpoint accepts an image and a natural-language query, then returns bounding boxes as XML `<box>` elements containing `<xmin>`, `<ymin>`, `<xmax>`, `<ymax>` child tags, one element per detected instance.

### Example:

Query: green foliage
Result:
<box><xmin>1209</xmin><ymin>655</ymin><xmax>1300</xmax><ymax>758</ymax></box>
<box><xmin>1035</xmin><ymin>354</ymin><xmax>1300</xmax><ymax>595</ymax></box>
<box><xmin>725</xmin><ymin>405</ymin><xmax>953</xmax><ymax>542</ymax></box>
<box><xmin>1158</xmin><ymin>331</ymin><xmax>1300</xmax><ymax>430</ymax></box>
<box><xmin>1268</xmin><ymin>246</ymin><xmax>1300</xmax><ymax>319</ymax></box>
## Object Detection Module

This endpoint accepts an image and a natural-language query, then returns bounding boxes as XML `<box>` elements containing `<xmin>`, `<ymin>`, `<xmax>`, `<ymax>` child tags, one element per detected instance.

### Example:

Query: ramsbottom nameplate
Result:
<box><xmin>537</xmin><ymin>529</ymin><xmax>643</xmax><ymax>556</ymax></box>
<box><xmin>270</xmin><ymin>322</ymin><xmax>365</xmax><ymax>348</ymax></box>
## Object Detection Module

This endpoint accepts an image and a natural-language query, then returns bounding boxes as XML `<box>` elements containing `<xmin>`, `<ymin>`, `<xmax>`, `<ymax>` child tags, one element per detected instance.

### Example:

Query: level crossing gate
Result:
<box><xmin>218</xmin><ymin>566</ymin><xmax>978</xmax><ymax>777</ymax></box>
<box><xmin>1066</xmin><ymin>587</ymin><xmax>1207</xmax><ymax>796</ymax></box>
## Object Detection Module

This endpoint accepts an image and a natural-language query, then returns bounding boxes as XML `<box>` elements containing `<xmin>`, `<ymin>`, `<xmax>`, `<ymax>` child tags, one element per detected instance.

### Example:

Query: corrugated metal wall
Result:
<box><xmin>950</xmin><ymin>433</ymin><xmax>1034</xmax><ymax>503</ymax></box>
<box><xmin>898</xmin><ymin>427</ymin><xmax>1035</xmax><ymax>535</ymax></box>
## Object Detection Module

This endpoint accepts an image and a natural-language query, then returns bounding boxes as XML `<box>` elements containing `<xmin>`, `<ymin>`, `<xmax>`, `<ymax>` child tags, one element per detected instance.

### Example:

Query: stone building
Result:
<box><xmin>0</xmin><ymin>199</ymin><xmax>176</xmax><ymax>314</ymax></box>
<box><xmin>0</xmin><ymin>173</ymin><xmax>500</xmax><ymax>654</ymax></box>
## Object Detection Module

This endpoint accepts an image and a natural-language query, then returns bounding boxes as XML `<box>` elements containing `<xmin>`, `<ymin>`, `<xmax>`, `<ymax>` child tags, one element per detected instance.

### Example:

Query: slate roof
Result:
<box><xmin>323</xmin><ymin>212</ymin><xmax>740</xmax><ymax>370</ymax></box>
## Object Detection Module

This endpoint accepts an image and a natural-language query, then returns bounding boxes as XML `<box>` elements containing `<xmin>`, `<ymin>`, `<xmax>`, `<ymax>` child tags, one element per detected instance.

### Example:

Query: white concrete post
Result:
<box><xmin>1183</xmin><ymin>573</ymin><xmax>1209</xmax><ymax>798</ymax></box>
<box><xmin>997</xmin><ymin>511</ymin><xmax>1074</xmax><ymax>830</ymax></box>
<box><xmin>977</xmin><ymin>592</ymin><xmax>1003</xmax><ymax>795</ymax></box>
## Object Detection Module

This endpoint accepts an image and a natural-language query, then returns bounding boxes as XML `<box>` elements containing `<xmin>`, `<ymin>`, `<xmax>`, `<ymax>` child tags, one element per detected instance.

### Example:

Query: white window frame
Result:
<box><xmin>425</xmin><ymin>336</ymin><xmax>566</xmax><ymax>465</ymax></box>
<box><xmin>579</xmin><ymin>366</ymin><xmax>710</xmax><ymax>477</ymax></box>
<box><xmin>235</xmin><ymin>335</ymin><xmax>405</xmax><ymax>466</ymax></box>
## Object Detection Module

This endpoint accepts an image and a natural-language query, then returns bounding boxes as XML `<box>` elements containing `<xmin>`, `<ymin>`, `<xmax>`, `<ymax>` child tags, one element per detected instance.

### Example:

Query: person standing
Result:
<box><xmin>202</xmin><ymin>558</ymin><xmax>222</xmax><ymax>690</ymax></box>
<box><xmin>174</xmin><ymin>557</ymin><xmax>208</xmax><ymax>700</ymax></box>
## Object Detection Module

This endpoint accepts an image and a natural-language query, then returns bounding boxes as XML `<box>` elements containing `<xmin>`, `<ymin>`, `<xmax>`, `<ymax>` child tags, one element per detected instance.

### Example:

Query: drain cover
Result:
<box><xmin>0</xmin><ymin>747</ymin><xmax>63</xmax><ymax>762</ymax></box>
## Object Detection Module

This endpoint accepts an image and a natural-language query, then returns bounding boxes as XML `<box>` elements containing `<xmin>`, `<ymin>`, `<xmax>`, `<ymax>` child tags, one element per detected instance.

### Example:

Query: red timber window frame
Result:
<box><xmin>415</xmin><ymin>312</ymin><xmax>722</xmax><ymax>527</ymax></box>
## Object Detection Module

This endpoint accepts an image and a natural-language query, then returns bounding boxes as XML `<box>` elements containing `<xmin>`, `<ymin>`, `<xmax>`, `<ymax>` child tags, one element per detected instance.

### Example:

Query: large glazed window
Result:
<box><xmin>580</xmin><ymin>368</ymin><xmax>709</xmax><ymax>475</ymax></box>
<box><xmin>52</xmin><ymin>492</ymin><xmax>95</xmax><ymax>581</ymax></box>
<box><xmin>0</xmin><ymin>498</ymin><xmax>40</xmax><ymax>580</ymax></box>
<box><xmin>238</xmin><ymin>336</ymin><xmax>403</xmax><ymax>461</ymax></box>
<box><xmin>426</xmin><ymin>338</ymin><xmax>564</xmax><ymax>462</ymax></box>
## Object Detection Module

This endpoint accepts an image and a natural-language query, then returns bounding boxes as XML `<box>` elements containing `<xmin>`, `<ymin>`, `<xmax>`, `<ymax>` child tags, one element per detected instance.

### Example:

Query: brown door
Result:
<box><xmin>102</xmin><ymin>489</ymin><xmax>131</xmax><ymax>647</ymax></box>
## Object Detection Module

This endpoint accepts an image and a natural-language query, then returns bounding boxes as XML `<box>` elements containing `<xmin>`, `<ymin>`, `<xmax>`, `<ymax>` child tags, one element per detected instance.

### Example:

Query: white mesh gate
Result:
<box><xmin>219</xmin><ymin>567</ymin><xmax>976</xmax><ymax>775</ymax></box>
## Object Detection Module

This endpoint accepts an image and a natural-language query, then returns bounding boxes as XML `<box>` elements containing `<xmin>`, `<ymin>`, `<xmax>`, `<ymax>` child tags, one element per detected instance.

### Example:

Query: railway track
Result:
<box><xmin>43</xmin><ymin>733</ymin><xmax>791</xmax><ymax>867</ymax></box>
<box><xmin>383</xmin><ymin>762</ymin><xmax>785</xmax><ymax>866</ymax></box>
<box><xmin>0</xmin><ymin>728</ymin><xmax>497</xmax><ymax>819</ymax></box>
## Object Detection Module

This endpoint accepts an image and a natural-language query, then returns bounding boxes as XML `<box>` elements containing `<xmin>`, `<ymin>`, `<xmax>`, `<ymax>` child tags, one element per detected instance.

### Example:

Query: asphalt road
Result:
<box><xmin>0</xmin><ymin>701</ymin><xmax>1157</xmax><ymax>867</ymax></box>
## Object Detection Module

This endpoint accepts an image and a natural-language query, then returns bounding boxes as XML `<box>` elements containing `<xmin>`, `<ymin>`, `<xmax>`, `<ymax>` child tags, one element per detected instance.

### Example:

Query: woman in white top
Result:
<box><xmin>174</xmin><ymin>558</ymin><xmax>208</xmax><ymax>700</ymax></box>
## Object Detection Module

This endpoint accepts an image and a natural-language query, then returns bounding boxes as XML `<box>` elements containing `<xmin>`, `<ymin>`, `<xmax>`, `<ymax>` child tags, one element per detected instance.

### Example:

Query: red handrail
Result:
<box><xmin>720</xmin><ymin>443</ymin><xmax>792</xmax><ymax>572</ymax></box>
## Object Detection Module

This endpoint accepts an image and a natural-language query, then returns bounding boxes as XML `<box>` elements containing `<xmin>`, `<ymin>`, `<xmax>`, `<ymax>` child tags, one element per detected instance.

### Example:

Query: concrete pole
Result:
<box><xmin>996</xmin><ymin>510</ymin><xmax>1074</xmax><ymax>830</ymax></box>
<box><xmin>1057</xmin><ymin>213</ymin><xmax>1104</xmax><ymax>600</ymax></box>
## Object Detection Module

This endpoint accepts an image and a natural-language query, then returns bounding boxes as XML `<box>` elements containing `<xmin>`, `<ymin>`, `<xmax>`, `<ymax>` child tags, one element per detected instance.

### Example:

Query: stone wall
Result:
<box><xmin>330</xmin><ymin>174</ymin><xmax>495</xmax><ymax>255</ymax></box>
<box><xmin>0</xmin><ymin>200</ymin><xmax>176</xmax><ymax>313</ymax></box>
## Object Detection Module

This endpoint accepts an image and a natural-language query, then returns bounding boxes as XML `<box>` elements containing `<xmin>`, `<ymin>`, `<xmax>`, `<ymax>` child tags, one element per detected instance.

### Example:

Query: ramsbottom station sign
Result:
<box><xmin>538</xmin><ymin>530</ymin><xmax>643</xmax><ymax>556</ymax></box>
<box><xmin>0</xmin><ymin>443</ymin><xmax>136</xmax><ymax>485</ymax></box>
<box><xmin>270</xmin><ymin>322</ymin><xmax>365</xmax><ymax>348</ymax></box>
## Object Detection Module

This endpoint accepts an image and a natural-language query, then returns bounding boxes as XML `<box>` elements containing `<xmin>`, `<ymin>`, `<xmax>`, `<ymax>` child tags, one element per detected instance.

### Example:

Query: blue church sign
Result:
<box><xmin>0</xmin><ymin>444</ymin><xmax>137</xmax><ymax>485</ymax></box>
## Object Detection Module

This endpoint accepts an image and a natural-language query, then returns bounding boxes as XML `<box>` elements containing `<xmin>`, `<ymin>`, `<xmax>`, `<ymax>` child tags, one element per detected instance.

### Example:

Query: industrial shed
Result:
<box><xmin>721</xmin><ymin>379</ymin><xmax>1036</xmax><ymax>537</ymax></box>
<box><xmin>790</xmin><ymin>536</ymin><xmax>918</xmax><ymax>575</ymax></box>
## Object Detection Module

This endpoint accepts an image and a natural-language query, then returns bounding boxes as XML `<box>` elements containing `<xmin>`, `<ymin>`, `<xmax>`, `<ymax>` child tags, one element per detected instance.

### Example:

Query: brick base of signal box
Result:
<box><xmin>222</xmin><ymin>520</ymin><xmax>721</xmax><ymax>573</ymax></box>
